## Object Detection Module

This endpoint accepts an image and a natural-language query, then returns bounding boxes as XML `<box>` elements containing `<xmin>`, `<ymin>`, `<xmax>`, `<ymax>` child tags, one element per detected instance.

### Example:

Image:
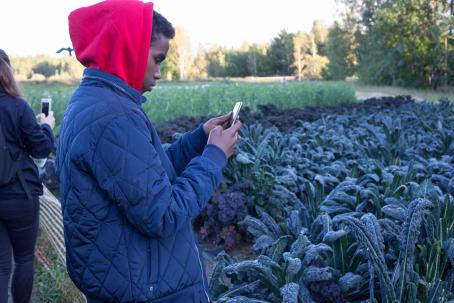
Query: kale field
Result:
<box><xmin>199</xmin><ymin>98</ymin><xmax>454</xmax><ymax>303</ymax></box>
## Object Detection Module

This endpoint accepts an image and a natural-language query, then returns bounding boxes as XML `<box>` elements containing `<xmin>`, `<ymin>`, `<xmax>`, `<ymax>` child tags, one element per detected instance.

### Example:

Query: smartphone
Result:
<box><xmin>229</xmin><ymin>101</ymin><xmax>242</xmax><ymax>127</ymax></box>
<box><xmin>41</xmin><ymin>97</ymin><xmax>51</xmax><ymax>117</ymax></box>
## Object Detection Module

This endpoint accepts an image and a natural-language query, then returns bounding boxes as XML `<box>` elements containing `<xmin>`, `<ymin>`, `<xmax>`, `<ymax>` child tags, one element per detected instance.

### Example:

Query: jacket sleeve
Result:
<box><xmin>165</xmin><ymin>125</ymin><xmax>208</xmax><ymax>175</ymax></box>
<box><xmin>91</xmin><ymin>115</ymin><xmax>226</xmax><ymax>238</ymax></box>
<box><xmin>19</xmin><ymin>103</ymin><xmax>55</xmax><ymax>158</ymax></box>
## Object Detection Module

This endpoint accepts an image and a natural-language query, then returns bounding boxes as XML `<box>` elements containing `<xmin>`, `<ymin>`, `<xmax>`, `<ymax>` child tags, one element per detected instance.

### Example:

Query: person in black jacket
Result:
<box><xmin>0</xmin><ymin>49</ymin><xmax>55</xmax><ymax>303</ymax></box>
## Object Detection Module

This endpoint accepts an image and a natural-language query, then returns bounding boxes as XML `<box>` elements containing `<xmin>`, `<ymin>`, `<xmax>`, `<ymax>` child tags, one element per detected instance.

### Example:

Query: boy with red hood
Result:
<box><xmin>56</xmin><ymin>1</ymin><xmax>241</xmax><ymax>302</ymax></box>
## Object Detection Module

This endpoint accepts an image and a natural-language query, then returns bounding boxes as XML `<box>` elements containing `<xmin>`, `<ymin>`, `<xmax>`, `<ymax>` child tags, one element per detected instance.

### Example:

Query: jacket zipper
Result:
<box><xmin>194</xmin><ymin>244</ymin><xmax>210</xmax><ymax>302</ymax></box>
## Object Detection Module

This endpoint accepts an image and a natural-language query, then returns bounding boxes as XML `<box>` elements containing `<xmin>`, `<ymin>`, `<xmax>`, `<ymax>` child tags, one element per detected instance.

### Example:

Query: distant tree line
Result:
<box><xmin>11</xmin><ymin>55</ymin><xmax>84</xmax><ymax>82</ymax></box>
<box><xmin>325</xmin><ymin>0</ymin><xmax>454</xmax><ymax>88</ymax></box>
<box><xmin>12</xmin><ymin>1</ymin><xmax>453</xmax><ymax>88</ymax></box>
<box><xmin>10</xmin><ymin>21</ymin><xmax>329</xmax><ymax>82</ymax></box>
<box><xmin>161</xmin><ymin>22</ymin><xmax>329</xmax><ymax>81</ymax></box>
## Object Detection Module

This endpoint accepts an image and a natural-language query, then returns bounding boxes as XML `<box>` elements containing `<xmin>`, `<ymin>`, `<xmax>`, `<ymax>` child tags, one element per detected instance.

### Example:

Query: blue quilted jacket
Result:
<box><xmin>56</xmin><ymin>68</ymin><xmax>227</xmax><ymax>302</ymax></box>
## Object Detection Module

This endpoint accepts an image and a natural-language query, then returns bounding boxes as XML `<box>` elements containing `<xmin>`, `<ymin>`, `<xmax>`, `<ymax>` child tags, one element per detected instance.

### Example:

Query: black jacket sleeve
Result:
<box><xmin>19</xmin><ymin>103</ymin><xmax>54</xmax><ymax>158</ymax></box>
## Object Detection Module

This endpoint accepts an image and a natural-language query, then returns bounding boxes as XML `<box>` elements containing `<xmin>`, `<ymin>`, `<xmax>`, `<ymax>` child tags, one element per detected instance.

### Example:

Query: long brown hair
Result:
<box><xmin>0</xmin><ymin>49</ymin><xmax>22</xmax><ymax>98</ymax></box>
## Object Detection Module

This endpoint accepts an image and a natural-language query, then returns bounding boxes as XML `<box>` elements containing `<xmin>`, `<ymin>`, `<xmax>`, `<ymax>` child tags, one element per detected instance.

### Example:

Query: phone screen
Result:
<box><xmin>41</xmin><ymin>101</ymin><xmax>50</xmax><ymax>117</ymax></box>
<box><xmin>230</xmin><ymin>102</ymin><xmax>242</xmax><ymax>126</ymax></box>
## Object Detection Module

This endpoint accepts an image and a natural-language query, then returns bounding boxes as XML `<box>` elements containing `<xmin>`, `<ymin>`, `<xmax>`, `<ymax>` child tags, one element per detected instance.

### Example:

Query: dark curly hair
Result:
<box><xmin>151</xmin><ymin>11</ymin><xmax>175</xmax><ymax>44</ymax></box>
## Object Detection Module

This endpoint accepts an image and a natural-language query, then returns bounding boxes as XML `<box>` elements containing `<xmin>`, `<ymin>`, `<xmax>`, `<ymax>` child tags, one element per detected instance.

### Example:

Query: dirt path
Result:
<box><xmin>353</xmin><ymin>83</ymin><xmax>454</xmax><ymax>102</ymax></box>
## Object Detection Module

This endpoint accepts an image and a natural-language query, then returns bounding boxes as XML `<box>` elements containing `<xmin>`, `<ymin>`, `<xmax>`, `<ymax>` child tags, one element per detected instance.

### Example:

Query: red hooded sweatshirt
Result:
<box><xmin>69</xmin><ymin>0</ymin><xmax>153</xmax><ymax>92</ymax></box>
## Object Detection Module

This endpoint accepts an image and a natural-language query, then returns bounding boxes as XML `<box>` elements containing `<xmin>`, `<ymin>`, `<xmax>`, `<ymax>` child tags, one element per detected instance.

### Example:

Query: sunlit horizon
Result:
<box><xmin>1</xmin><ymin>0</ymin><xmax>340</xmax><ymax>57</ymax></box>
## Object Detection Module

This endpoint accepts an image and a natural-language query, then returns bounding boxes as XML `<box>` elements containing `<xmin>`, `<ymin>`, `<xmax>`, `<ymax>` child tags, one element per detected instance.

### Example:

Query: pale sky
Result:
<box><xmin>1</xmin><ymin>0</ymin><xmax>340</xmax><ymax>57</ymax></box>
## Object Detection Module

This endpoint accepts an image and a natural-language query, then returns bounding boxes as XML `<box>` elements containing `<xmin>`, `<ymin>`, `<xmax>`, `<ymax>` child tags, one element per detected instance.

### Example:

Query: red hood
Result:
<box><xmin>69</xmin><ymin>0</ymin><xmax>153</xmax><ymax>91</ymax></box>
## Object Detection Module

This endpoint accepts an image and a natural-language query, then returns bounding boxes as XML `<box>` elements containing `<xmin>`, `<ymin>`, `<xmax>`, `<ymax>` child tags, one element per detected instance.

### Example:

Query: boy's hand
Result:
<box><xmin>203</xmin><ymin>112</ymin><xmax>233</xmax><ymax>135</ymax></box>
<box><xmin>207</xmin><ymin>121</ymin><xmax>242</xmax><ymax>158</ymax></box>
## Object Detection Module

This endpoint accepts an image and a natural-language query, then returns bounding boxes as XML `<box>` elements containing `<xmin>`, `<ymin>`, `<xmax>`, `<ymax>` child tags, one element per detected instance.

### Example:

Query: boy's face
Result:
<box><xmin>141</xmin><ymin>34</ymin><xmax>170</xmax><ymax>93</ymax></box>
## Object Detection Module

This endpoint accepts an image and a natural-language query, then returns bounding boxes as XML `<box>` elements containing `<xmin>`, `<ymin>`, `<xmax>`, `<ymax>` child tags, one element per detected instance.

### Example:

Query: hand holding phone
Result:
<box><xmin>229</xmin><ymin>101</ymin><xmax>242</xmax><ymax>127</ymax></box>
<box><xmin>207</xmin><ymin>122</ymin><xmax>242</xmax><ymax>158</ymax></box>
<box><xmin>37</xmin><ymin>95</ymin><xmax>55</xmax><ymax>130</ymax></box>
<box><xmin>41</xmin><ymin>97</ymin><xmax>51</xmax><ymax>117</ymax></box>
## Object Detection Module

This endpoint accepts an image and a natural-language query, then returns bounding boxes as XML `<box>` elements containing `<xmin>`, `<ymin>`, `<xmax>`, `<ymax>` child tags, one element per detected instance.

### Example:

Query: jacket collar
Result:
<box><xmin>81</xmin><ymin>68</ymin><xmax>147</xmax><ymax>105</ymax></box>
